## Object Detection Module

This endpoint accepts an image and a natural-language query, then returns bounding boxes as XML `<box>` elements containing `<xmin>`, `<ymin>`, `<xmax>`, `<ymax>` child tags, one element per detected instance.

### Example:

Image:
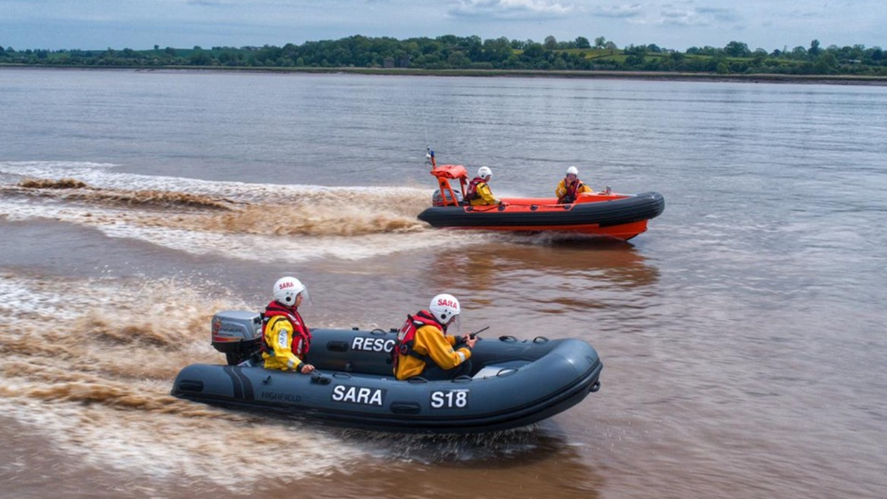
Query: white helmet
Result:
<box><xmin>273</xmin><ymin>276</ymin><xmax>307</xmax><ymax>307</ymax></box>
<box><xmin>566</xmin><ymin>166</ymin><xmax>579</xmax><ymax>176</ymax></box>
<box><xmin>429</xmin><ymin>293</ymin><xmax>461</xmax><ymax>324</ymax></box>
<box><xmin>478</xmin><ymin>166</ymin><xmax>492</xmax><ymax>180</ymax></box>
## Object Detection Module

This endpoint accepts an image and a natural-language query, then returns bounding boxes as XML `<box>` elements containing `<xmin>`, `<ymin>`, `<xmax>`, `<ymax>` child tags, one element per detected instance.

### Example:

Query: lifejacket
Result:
<box><xmin>466</xmin><ymin>177</ymin><xmax>486</xmax><ymax>202</ymax></box>
<box><xmin>559</xmin><ymin>179</ymin><xmax>585</xmax><ymax>204</ymax></box>
<box><xmin>261</xmin><ymin>300</ymin><xmax>312</xmax><ymax>358</ymax></box>
<box><xmin>391</xmin><ymin>310</ymin><xmax>441</xmax><ymax>372</ymax></box>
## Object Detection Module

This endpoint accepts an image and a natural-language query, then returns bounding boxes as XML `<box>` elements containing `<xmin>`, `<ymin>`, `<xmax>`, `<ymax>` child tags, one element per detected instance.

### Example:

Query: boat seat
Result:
<box><xmin>472</xmin><ymin>360</ymin><xmax>530</xmax><ymax>379</ymax></box>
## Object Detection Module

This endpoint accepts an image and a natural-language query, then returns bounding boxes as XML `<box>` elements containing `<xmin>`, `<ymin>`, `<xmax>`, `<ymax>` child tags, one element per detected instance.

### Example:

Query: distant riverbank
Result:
<box><xmin>3</xmin><ymin>64</ymin><xmax>887</xmax><ymax>86</ymax></box>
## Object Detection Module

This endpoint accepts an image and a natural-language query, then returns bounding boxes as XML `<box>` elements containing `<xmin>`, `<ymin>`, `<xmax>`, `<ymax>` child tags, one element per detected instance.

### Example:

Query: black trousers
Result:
<box><xmin>421</xmin><ymin>359</ymin><xmax>473</xmax><ymax>380</ymax></box>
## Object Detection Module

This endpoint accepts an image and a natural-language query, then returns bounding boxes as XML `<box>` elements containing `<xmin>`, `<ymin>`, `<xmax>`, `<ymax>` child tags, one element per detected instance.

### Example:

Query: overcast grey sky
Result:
<box><xmin>1</xmin><ymin>0</ymin><xmax>884</xmax><ymax>52</ymax></box>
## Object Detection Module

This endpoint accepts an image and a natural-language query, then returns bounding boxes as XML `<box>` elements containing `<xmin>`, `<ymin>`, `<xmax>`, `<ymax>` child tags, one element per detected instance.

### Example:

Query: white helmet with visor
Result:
<box><xmin>273</xmin><ymin>276</ymin><xmax>308</xmax><ymax>307</ymax></box>
<box><xmin>429</xmin><ymin>293</ymin><xmax>461</xmax><ymax>328</ymax></box>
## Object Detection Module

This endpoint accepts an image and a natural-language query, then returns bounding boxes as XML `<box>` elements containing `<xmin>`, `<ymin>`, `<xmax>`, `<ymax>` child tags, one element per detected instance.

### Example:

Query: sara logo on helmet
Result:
<box><xmin>279</xmin><ymin>281</ymin><xmax>294</xmax><ymax>290</ymax></box>
<box><xmin>436</xmin><ymin>298</ymin><xmax>459</xmax><ymax>310</ymax></box>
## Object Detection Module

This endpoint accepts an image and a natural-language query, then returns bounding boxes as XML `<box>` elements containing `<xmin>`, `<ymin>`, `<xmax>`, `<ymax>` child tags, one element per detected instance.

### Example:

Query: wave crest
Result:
<box><xmin>20</xmin><ymin>177</ymin><xmax>88</xmax><ymax>189</ymax></box>
<box><xmin>0</xmin><ymin>275</ymin><xmax>361</xmax><ymax>489</ymax></box>
<box><xmin>201</xmin><ymin>204</ymin><xmax>427</xmax><ymax>236</ymax></box>
<box><xmin>7</xmin><ymin>176</ymin><xmax>434</xmax><ymax>236</ymax></box>
<box><xmin>15</xmin><ymin>178</ymin><xmax>239</xmax><ymax>211</ymax></box>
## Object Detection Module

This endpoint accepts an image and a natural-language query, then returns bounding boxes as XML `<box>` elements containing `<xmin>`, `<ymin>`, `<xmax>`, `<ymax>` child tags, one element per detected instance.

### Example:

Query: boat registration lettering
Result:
<box><xmin>261</xmin><ymin>391</ymin><xmax>301</xmax><ymax>403</ymax></box>
<box><xmin>331</xmin><ymin>385</ymin><xmax>386</xmax><ymax>406</ymax></box>
<box><xmin>430</xmin><ymin>389</ymin><xmax>470</xmax><ymax>409</ymax></box>
<box><xmin>351</xmin><ymin>337</ymin><xmax>395</xmax><ymax>353</ymax></box>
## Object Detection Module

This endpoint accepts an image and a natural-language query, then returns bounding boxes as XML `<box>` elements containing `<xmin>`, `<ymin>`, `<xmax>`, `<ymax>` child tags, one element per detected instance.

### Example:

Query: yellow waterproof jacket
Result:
<box><xmin>555</xmin><ymin>178</ymin><xmax>593</xmax><ymax>201</ymax></box>
<box><xmin>262</xmin><ymin>315</ymin><xmax>308</xmax><ymax>371</ymax></box>
<box><xmin>470</xmin><ymin>181</ymin><xmax>500</xmax><ymax>206</ymax></box>
<box><xmin>395</xmin><ymin>324</ymin><xmax>472</xmax><ymax>380</ymax></box>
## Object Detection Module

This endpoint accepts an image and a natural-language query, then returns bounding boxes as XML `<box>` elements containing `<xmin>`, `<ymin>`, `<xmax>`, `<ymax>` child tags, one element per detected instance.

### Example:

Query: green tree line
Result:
<box><xmin>1</xmin><ymin>35</ymin><xmax>885</xmax><ymax>76</ymax></box>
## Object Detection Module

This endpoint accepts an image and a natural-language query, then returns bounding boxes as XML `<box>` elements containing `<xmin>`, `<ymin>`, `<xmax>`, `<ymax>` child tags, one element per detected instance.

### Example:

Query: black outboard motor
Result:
<box><xmin>211</xmin><ymin>311</ymin><xmax>263</xmax><ymax>365</ymax></box>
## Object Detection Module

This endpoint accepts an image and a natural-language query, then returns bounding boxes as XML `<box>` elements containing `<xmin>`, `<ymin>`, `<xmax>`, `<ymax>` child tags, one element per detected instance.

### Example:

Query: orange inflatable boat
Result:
<box><xmin>417</xmin><ymin>163</ymin><xmax>665</xmax><ymax>241</ymax></box>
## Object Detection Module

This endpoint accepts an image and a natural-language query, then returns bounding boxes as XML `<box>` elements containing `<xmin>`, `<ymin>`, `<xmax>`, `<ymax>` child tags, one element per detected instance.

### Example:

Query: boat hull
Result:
<box><xmin>418</xmin><ymin>191</ymin><xmax>665</xmax><ymax>240</ymax></box>
<box><xmin>172</xmin><ymin>328</ymin><xmax>603</xmax><ymax>433</ymax></box>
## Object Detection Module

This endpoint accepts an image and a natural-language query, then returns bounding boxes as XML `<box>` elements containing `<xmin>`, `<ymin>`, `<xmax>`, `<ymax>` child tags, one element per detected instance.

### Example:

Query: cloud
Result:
<box><xmin>656</xmin><ymin>6</ymin><xmax>741</xmax><ymax>27</ymax></box>
<box><xmin>696</xmin><ymin>6</ymin><xmax>741</xmax><ymax>23</ymax></box>
<box><xmin>658</xmin><ymin>8</ymin><xmax>711</xmax><ymax>26</ymax></box>
<box><xmin>448</xmin><ymin>0</ymin><xmax>573</xmax><ymax>19</ymax></box>
<box><xmin>787</xmin><ymin>7</ymin><xmax>822</xmax><ymax>19</ymax></box>
<box><xmin>593</xmin><ymin>4</ymin><xmax>642</xmax><ymax>19</ymax></box>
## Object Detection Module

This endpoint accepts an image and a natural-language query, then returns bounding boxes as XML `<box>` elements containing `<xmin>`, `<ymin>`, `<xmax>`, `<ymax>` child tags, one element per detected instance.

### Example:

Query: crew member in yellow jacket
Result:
<box><xmin>556</xmin><ymin>165</ymin><xmax>594</xmax><ymax>204</ymax></box>
<box><xmin>466</xmin><ymin>166</ymin><xmax>507</xmax><ymax>206</ymax></box>
<box><xmin>261</xmin><ymin>276</ymin><xmax>315</xmax><ymax>374</ymax></box>
<box><xmin>394</xmin><ymin>293</ymin><xmax>477</xmax><ymax>380</ymax></box>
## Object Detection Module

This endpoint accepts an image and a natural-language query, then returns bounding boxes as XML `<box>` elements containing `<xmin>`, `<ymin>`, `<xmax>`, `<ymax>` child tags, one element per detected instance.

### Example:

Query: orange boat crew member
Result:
<box><xmin>556</xmin><ymin>166</ymin><xmax>594</xmax><ymax>204</ymax></box>
<box><xmin>393</xmin><ymin>293</ymin><xmax>476</xmax><ymax>381</ymax></box>
<box><xmin>467</xmin><ymin>166</ymin><xmax>506</xmax><ymax>206</ymax></box>
<box><xmin>261</xmin><ymin>276</ymin><xmax>315</xmax><ymax>374</ymax></box>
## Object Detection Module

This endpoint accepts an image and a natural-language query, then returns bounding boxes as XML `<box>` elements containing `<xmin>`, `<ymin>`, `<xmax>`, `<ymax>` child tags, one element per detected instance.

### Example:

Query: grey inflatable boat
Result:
<box><xmin>171</xmin><ymin>311</ymin><xmax>603</xmax><ymax>433</ymax></box>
